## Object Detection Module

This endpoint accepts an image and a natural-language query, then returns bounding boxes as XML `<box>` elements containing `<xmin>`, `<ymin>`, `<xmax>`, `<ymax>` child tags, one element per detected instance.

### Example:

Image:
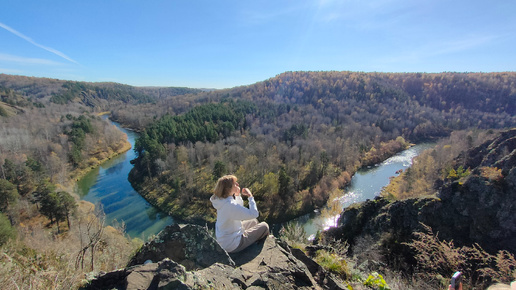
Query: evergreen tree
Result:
<box><xmin>0</xmin><ymin>212</ymin><xmax>16</xmax><ymax>246</ymax></box>
<box><xmin>0</xmin><ymin>179</ymin><xmax>19</xmax><ymax>212</ymax></box>
<box><xmin>212</xmin><ymin>161</ymin><xmax>227</xmax><ymax>180</ymax></box>
<box><xmin>55</xmin><ymin>191</ymin><xmax>77</xmax><ymax>229</ymax></box>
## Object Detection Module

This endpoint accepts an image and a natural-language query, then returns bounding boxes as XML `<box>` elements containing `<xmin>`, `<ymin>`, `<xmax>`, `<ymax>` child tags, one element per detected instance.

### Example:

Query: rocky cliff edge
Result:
<box><xmin>83</xmin><ymin>223</ymin><xmax>346</xmax><ymax>289</ymax></box>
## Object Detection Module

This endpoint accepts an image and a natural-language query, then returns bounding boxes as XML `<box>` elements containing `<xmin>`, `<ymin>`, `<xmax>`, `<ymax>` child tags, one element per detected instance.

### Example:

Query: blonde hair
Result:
<box><xmin>214</xmin><ymin>175</ymin><xmax>237</xmax><ymax>198</ymax></box>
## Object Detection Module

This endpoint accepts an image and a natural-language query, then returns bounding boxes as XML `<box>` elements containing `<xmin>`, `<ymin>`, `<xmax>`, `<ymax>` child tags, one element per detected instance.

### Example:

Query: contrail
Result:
<box><xmin>0</xmin><ymin>21</ymin><xmax>78</xmax><ymax>64</ymax></box>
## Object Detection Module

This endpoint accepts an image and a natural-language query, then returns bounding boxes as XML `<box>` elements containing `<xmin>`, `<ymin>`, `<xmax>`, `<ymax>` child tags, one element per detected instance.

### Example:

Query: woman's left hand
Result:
<box><xmin>241</xmin><ymin>188</ymin><xmax>253</xmax><ymax>197</ymax></box>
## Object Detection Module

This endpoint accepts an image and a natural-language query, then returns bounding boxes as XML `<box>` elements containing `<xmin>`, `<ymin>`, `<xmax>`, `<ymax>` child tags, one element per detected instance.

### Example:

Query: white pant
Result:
<box><xmin>230</xmin><ymin>219</ymin><xmax>269</xmax><ymax>253</ymax></box>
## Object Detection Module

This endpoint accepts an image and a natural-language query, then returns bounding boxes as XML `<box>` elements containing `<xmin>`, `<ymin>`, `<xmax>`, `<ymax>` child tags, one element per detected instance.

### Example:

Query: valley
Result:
<box><xmin>1</xmin><ymin>71</ymin><xmax>515</xmax><ymax>289</ymax></box>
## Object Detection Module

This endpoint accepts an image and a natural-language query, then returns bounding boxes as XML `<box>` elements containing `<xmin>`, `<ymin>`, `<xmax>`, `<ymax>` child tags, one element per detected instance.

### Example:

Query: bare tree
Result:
<box><xmin>76</xmin><ymin>205</ymin><xmax>105</xmax><ymax>271</ymax></box>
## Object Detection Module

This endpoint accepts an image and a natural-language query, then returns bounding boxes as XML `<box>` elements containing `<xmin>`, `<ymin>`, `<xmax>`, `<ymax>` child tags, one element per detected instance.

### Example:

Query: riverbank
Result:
<box><xmin>69</xmin><ymin>139</ymin><xmax>132</xmax><ymax>183</ymax></box>
<box><xmin>48</xmin><ymin>113</ymin><xmax>133</xmax><ymax>242</ymax></box>
<box><xmin>59</xmin><ymin>113</ymin><xmax>134</xmax><ymax>190</ymax></box>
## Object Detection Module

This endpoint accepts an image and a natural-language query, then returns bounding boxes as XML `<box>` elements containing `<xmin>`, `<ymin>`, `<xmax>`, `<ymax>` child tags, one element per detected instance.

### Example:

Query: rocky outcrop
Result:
<box><xmin>84</xmin><ymin>225</ymin><xmax>346</xmax><ymax>289</ymax></box>
<box><xmin>128</xmin><ymin>223</ymin><xmax>234</xmax><ymax>270</ymax></box>
<box><xmin>325</xmin><ymin>129</ymin><xmax>516</xmax><ymax>257</ymax></box>
<box><xmin>459</xmin><ymin>129</ymin><xmax>516</xmax><ymax>175</ymax></box>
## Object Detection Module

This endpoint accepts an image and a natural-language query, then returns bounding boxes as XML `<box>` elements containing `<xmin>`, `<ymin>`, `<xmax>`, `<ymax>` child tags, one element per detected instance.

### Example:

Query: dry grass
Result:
<box><xmin>0</xmin><ymin>204</ymin><xmax>140</xmax><ymax>289</ymax></box>
<box><xmin>479</xmin><ymin>166</ymin><xmax>504</xmax><ymax>182</ymax></box>
<box><xmin>404</xmin><ymin>223</ymin><xmax>516</xmax><ymax>289</ymax></box>
<box><xmin>279</xmin><ymin>222</ymin><xmax>308</xmax><ymax>249</ymax></box>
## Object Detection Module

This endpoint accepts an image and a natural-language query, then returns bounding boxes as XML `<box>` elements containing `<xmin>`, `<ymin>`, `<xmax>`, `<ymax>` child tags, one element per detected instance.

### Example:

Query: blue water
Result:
<box><xmin>76</xmin><ymin>117</ymin><xmax>173</xmax><ymax>240</ymax></box>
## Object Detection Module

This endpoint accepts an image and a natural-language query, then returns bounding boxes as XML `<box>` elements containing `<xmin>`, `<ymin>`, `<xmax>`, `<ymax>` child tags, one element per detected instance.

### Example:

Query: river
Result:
<box><xmin>76</xmin><ymin>118</ymin><xmax>173</xmax><ymax>239</ymax></box>
<box><xmin>287</xmin><ymin>143</ymin><xmax>434</xmax><ymax>240</ymax></box>
<box><xmin>76</xmin><ymin>117</ymin><xmax>432</xmax><ymax>241</ymax></box>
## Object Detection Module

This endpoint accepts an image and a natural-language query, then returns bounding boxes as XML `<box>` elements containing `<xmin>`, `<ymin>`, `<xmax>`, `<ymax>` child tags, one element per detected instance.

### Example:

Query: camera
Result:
<box><xmin>450</xmin><ymin>271</ymin><xmax>463</xmax><ymax>289</ymax></box>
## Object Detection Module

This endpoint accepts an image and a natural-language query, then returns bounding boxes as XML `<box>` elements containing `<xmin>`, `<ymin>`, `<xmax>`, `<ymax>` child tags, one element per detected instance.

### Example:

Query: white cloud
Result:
<box><xmin>0</xmin><ymin>67</ymin><xmax>23</xmax><ymax>74</ymax></box>
<box><xmin>0</xmin><ymin>53</ymin><xmax>63</xmax><ymax>66</ymax></box>
<box><xmin>0</xmin><ymin>22</ymin><xmax>78</xmax><ymax>64</ymax></box>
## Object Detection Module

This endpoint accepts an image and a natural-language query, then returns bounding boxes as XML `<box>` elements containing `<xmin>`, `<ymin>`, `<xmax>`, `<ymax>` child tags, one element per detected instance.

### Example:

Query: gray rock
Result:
<box><xmin>128</xmin><ymin>223</ymin><xmax>234</xmax><ymax>270</ymax></box>
<box><xmin>84</xmin><ymin>233</ymin><xmax>349</xmax><ymax>289</ymax></box>
<box><xmin>83</xmin><ymin>258</ymin><xmax>189</xmax><ymax>290</ymax></box>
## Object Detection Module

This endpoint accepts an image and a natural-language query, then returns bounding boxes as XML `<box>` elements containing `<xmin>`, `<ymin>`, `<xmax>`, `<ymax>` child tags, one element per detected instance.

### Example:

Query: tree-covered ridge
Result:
<box><xmin>0</xmin><ymin>74</ymin><xmax>65</xmax><ymax>99</ymax></box>
<box><xmin>1</xmin><ymin>86</ymin><xmax>44</xmax><ymax>110</ymax></box>
<box><xmin>214</xmin><ymin>71</ymin><xmax>516</xmax><ymax>142</ymax></box>
<box><xmin>105</xmin><ymin>71</ymin><xmax>516</xmax><ymax>137</ymax></box>
<box><xmin>141</xmin><ymin>100</ymin><xmax>255</xmax><ymax>146</ymax></box>
<box><xmin>133</xmin><ymin>100</ymin><xmax>256</xmax><ymax>175</ymax></box>
<box><xmin>0</xmin><ymin>74</ymin><xmax>202</xmax><ymax>109</ymax></box>
<box><xmin>253</xmin><ymin>71</ymin><xmax>516</xmax><ymax>114</ymax></box>
<box><xmin>50</xmin><ymin>81</ymin><xmax>156</xmax><ymax>106</ymax></box>
<box><xmin>133</xmin><ymin>86</ymin><xmax>204</xmax><ymax>100</ymax></box>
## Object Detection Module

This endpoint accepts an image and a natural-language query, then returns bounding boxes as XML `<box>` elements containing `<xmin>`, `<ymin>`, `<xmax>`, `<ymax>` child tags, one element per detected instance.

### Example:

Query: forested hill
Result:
<box><xmin>242</xmin><ymin>71</ymin><xmax>515</xmax><ymax>114</ymax></box>
<box><xmin>128</xmin><ymin>71</ymin><xmax>516</xmax><ymax>225</ymax></box>
<box><xmin>0</xmin><ymin>74</ymin><xmax>202</xmax><ymax>110</ymax></box>
<box><xmin>218</xmin><ymin>72</ymin><xmax>515</xmax><ymax>139</ymax></box>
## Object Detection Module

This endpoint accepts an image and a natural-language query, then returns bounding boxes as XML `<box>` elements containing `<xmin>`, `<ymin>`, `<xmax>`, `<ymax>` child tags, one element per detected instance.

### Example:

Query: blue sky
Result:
<box><xmin>1</xmin><ymin>0</ymin><xmax>515</xmax><ymax>89</ymax></box>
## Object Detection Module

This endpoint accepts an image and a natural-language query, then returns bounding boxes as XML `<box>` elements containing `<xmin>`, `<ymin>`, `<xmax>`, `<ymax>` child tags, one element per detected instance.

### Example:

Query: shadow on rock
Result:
<box><xmin>229</xmin><ymin>237</ymin><xmax>266</xmax><ymax>266</ymax></box>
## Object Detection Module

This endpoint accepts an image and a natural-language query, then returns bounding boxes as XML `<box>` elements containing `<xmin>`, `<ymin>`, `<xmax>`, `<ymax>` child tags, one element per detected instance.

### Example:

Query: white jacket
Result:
<box><xmin>210</xmin><ymin>194</ymin><xmax>259</xmax><ymax>252</ymax></box>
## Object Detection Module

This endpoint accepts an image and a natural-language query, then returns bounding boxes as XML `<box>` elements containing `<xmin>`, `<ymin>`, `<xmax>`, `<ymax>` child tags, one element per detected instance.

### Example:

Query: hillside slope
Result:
<box><xmin>0</xmin><ymin>73</ymin><xmax>201</xmax><ymax>109</ymax></box>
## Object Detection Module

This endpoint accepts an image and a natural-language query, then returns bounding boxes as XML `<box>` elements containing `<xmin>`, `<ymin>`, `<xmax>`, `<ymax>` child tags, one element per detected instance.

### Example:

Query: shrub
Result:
<box><xmin>315</xmin><ymin>249</ymin><xmax>351</xmax><ymax>279</ymax></box>
<box><xmin>364</xmin><ymin>272</ymin><xmax>391</xmax><ymax>290</ymax></box>
<box><xmin>478</xmin><ymin>250</ymin><xmax>516</xmax><ymax>284</ymax></box>
<box><xmin>446</xmin><ymin>165</ymin><xmax>470</xmax><ymax>180</ymax></box>
<box><xmin>279</xmin><ymin>222</ymin><xmax>308</xmax><ymax>248</ymax></box>
<box><xmin>0</xmin><ymin>213</ymin><xmax>16</xmax><ymax>246</ymax></box>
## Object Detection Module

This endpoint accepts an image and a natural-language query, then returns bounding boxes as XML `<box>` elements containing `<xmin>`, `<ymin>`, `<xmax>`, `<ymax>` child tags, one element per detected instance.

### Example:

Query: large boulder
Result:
<box><xmin>128</xmin><ymin>223</ymin><xmax>234</xmax><ymax>270</ymax></box>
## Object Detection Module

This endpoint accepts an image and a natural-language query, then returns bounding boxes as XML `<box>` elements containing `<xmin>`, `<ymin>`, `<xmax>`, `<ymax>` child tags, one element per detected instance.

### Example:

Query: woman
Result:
<box><xmin>210</xmin><ymin>175</ymin><xmax>269</xmax><ymax>253</ymax></box>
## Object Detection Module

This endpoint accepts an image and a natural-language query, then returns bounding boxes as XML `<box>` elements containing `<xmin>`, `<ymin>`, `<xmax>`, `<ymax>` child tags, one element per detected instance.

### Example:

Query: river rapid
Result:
<box><xmin>287</xmin><ymin>143</ymin><xmax>434</xmax><ymax>240</ymax></box>
<box><xmin>77</xmin><ymin>117</ymin><xmax>432</xmax><ymax>240</ymax></box>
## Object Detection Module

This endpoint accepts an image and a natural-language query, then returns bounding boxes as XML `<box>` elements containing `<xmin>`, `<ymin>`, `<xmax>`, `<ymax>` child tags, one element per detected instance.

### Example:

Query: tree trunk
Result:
<box><xmin>66</xmin><ymin>214</ymin><xmax>71</xmax><ymax>229</ymax></box>
<box><xmin>91</xmin><ymin>244</ymin><xmax>95</xmax><ymax>271</ymax></box>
